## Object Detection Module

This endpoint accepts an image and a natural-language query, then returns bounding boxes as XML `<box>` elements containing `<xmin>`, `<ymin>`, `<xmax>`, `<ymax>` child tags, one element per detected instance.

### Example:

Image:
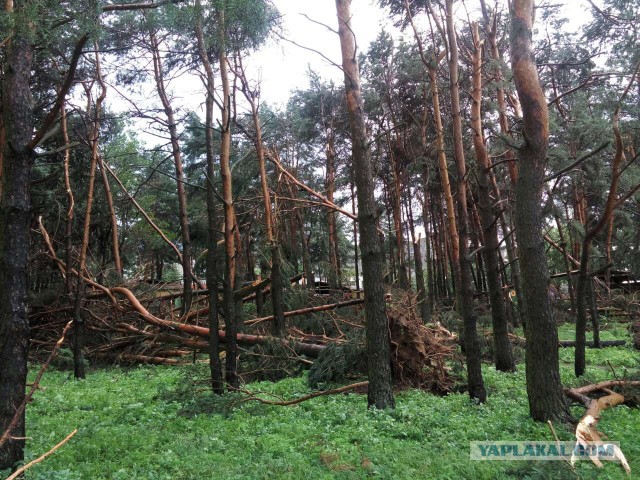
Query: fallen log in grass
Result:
<box><xmin>234</xmin><ymin>381</ymin><xmax>368</xmax><ymax>406</ymax></box>
<box><xmin>504</xmin><ymin>334</ymin><xmax>626</xmax><ymax>348</ymax></box>
<box><xmin>96</xmin><ymin>353</ymin><xmax>193</xmax><ymax>365</ymax></box>
<box><xmin>558</xmin><ymin>340</ymin><xmax>626</xmax><ymax>348</ymax></box>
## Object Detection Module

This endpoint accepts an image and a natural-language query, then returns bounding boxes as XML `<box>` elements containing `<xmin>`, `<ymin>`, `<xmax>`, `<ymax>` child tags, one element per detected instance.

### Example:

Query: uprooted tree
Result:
<box><xmin>2</xmin><ymin>0</ymin><xmax>640</xmax><ymax>472</ymax></box>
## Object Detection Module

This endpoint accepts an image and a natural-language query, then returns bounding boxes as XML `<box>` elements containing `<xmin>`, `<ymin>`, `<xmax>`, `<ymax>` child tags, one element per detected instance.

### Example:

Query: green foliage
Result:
<box><xmin>50</xmin><ymin>348</ymin><xmax>89</xmax><ymax>372</ymax></box>
<box><xmin>307</xmin><ymin>341</ymin><xmax>367</xmax><ymax>389</ymax></box>
<box><xmin>24</xmin><ymin>345</ymin><xmax>639</xmax><ymax>479</ymax></box>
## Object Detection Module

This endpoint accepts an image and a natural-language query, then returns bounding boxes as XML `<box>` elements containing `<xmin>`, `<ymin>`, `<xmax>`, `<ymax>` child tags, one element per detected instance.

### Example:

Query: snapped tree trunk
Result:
<box><xmin>93</xmin><ymin>44</ymin><xmax>122</xmax><ymax>283</ymax></box>
<box><xmin>149</xmin><ymin>30</ymin><xmax>193</xmax><ymax>316</ymax></box>
<box><xmin>407</xmin><ymin>194</ymin><xmax>430</xmax><ymax>323</ymax></box>
<box><xmin>335</xmin><ymin>0</ymin><xmax>395</xmax><ymax>409</ymax></box>
<box><xmin>217</xmin><ymin>12</ymin><xmax>240</xmax><ymax>388</ymax></box>
<box><xmin>509</xmin><ymin>0</ymin><xmax>568</xmax><ymax>421</ymax></box>
<box><xmin>575</xmin><ymin>66</ymin><xmax>636</xmax><ymax>376</ymax></box>
<box><xmin>73</xmin><ymin>62</ymin><xmax>107</xmax><ymax>380</ymax></box>
<box><xmin>236</xmin><ymin>58</ymin><xmax>286</xmax><ymax>336</ymax></box>
<box><xmin>61</xmin><ymin>102</ymin><xmax>75</xmax><ymax>294</ymax></box>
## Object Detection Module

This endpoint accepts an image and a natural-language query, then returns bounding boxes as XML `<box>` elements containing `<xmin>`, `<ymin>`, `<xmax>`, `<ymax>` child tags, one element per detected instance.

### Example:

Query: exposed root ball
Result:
<box><xmin>387</xmin><ymin>291</ymin><xmax>454</xmax><ymax>394</ymax></box>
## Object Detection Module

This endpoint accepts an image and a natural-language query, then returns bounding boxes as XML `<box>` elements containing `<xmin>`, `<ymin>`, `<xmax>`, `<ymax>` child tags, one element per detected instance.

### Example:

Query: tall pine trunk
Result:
<box><xmin>217</xmin><ymin>12</ymin><xmax>239</xmax><ymax>388</ymax></box>
<box><xmin>149</xmin><ymin>31</ymin><xmax>193</xmax><ymax>315</ymax></box>
<box><xmin>469</xmin><ymin>23</ymin><xmax>514</xmax><ymax>372</ymax></box>
<box><xmin>335</xmin><ymin>0</ymin><xmax>394</xmax><ymax>409</ymax></box>
<box><xmin>510</xmin><ymin>0</ymin><xmax>568</xmax><ymax>421</ymax></box>
<box><xmin>446</xmin><ymin>0</ymin><xmax>486</xmax><ymax>402</ymax></box>
<box><xmin>195</xmin><ymin>1</ymin><xmax>223</xmax><ymax>393</ymax></box>
<box><xmin>0</xmin><ymin>11</ymin><xmax>32</xmax><ymax>469</ymax></box>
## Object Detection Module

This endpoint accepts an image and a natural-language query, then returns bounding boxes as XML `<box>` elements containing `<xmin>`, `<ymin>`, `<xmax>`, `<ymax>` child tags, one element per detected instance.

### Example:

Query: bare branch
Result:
<box><xmin>544</xmin><ymin>142</ymin><xmax>610</xmax><ymax>182</ymax></box>
<box><xmin>29</xmin><ymin>34</ymin><xmax>90</xmax><ymax>149</ymax></box>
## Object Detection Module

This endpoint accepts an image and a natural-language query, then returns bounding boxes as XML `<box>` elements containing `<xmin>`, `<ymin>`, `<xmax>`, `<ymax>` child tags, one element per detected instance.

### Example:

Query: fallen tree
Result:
<box><xmin>493</xmin><ymin>333</ymin><xmax>626</xmax><ymax>349</ymax></box>
<box><xmin>558</xmin><ymin>340</ymin><xmax>626</xmax><ymax>348</ymax></box>
<box><xmin>234</xmin><ymin>381</ymin><xmax>369</xmax><ymax>406</ymax></box>
<box><xmin>33</xmin><ymin>222</ymin><xmax>456</xmax><ymax>393</ymax></box>
<box><xmin>245</xmin><ymin>298</ymin><xmax>364</xmax><ymax>326</ymax></box>
<box><xmin>565</xmin><ymin>380</ymin><xmax>639</xmax><ymax>475</ymax></box>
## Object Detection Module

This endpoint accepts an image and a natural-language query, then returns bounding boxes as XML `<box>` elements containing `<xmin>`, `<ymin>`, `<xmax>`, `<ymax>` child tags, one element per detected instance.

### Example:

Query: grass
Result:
<box><xmin>12</xmin><ymin>321</ymin><xmax>640</xmax><ymax>479</ymax></box>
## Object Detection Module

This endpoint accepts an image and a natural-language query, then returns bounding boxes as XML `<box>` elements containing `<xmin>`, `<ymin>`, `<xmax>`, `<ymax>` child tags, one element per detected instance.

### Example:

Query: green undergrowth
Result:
<box><xmin>18</xmin><ymin>319</ymin><xmax>639</xmax><ymax>479</ymax></box>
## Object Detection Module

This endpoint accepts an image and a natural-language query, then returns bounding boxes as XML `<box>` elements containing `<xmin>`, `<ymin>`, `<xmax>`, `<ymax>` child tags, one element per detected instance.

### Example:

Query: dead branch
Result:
<box><xmin>0</xmin><ymin>321</ymin><xmax>73</xmax><ymax>450</ymax></box>
<box><xmin>235</xmin><ymin>381</ymin><xmax>368</xmax><ymax>406</ymax></box>
<box><xmin>267</xmin><ymin>150</ymin><xmax>356</xmax><ymax>221</ymax></box>
<box><xmin>29</xmin><ymin>34</ymin><xmax>90</xmax><ymax>149</ymax></box>
<box><xmin>103</xmin><ymin>162</ymin><xmax>183</xmax><ymax>263</ymax></box>
<box><xmin>245</xmin><ymin>298</ymin><xmax>364</xmax><ymax>326</ymax></box>
<box><xmin>567</xmin><ymin>380</ymin><xmax>640</xmax><ymax>396</ymax></box>
<box><xmin>6</xmin><ymin>429</ymin><xmax>78</xmax><ymax>480</ymax></box>
<box><xmin>95</xmin><ymin>353</ymin><xmax>192</xmax><ymax>365</ymax></box>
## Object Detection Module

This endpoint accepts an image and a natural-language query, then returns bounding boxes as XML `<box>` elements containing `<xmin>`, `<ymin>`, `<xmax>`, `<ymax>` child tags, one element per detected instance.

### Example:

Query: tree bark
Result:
<box><xmin>509</xmin><ymin>0</ymin><xmax>568</xmax><ymax>421</ymax></box>
<box><xmin>149</xmin><ymin>30</ymin><xmax>193</xmax><ymax>315</ymax></box>
<box><xmin>217</xmin><ymin>12</ymin><xmax>239</xmax><ymax>388</ymax></box>
<box><xmin>236</xmin><ymin>58</ymin><xmax>286</xmax><ymax>336</ymax></box>
<box><xmin>469</xmin><ymin>23</ymin><xmax>514</xmax><ymax>372</ymax></box>
<box><xmin>335</xmin><ymin>0</ymin><xmax>394</xmax><ymax>409</ymax></box>
<box><xmin>0</xmin><ymin>8</ymin><xmax>32</xmax><ymax>469</ymax></box>
<box><xmin>446</xmin><ymin>0</ymin><xmax>486</xmax><ymax>402</ymax></box>
<box><xmin>194</xmin><ymin>1</ymin><xmax>224</xmax><ymax>393</ymax></box>
<box><xmin>575</xmin><ymin>66</ymin><xmax>637</xmax><ymax>375</ymax></box>
<box><xmin>351</xmin><ymin>169</ymin><xmax>360</xmax><ymax>291</ymax></box>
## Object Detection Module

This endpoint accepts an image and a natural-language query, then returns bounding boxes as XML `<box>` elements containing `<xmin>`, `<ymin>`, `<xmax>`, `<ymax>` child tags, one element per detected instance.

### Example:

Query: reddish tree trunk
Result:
<box><xmin>149</xmin><ymin>31</ymin><xmax>193</xmax><ymax>315</ymax></box>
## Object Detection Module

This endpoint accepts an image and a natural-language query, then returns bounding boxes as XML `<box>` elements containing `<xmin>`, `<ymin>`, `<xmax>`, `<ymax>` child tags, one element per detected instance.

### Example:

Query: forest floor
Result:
<box><xmin>19</xmin><ymin>322</ymin><xmax>639</xmax><ymax>480</ymax></box>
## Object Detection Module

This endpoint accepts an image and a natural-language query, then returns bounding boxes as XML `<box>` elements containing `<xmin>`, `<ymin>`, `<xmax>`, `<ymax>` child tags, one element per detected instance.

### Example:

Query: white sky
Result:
<box><xmin>247</xmin><ymin>0</ymin><xmax>399</xmax><ymax>106</ymax></box>
<box><xmin>102</xmin><ymin>0</ymin><xmax>593</xmax><ymax>146</ymax></box>
<box><xmin>243</xmin><ymin>0</ymin><xmax>591</xmax><ymax>107</ymax></box>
